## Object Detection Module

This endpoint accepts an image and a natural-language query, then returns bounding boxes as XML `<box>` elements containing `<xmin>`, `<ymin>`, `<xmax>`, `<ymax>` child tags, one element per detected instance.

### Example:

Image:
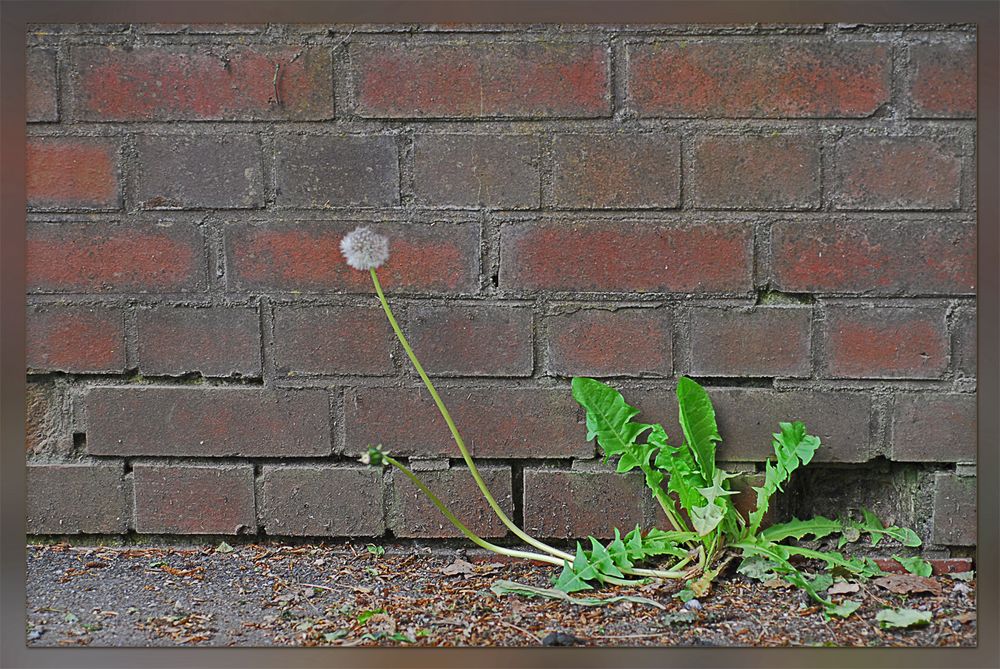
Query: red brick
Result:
<box><xmin>389</xmin><ymin>466</ymin><xmax>511</xmax><ymax>538</ymax></box>
<box><xmin>931</xmin><ymin>473</ymin><xmax>976</xmax><ymax>546</ymax></box>
<box><xmin>833</xmin><ymin>136</ymin><xmax>962</xmax><ymax>210</ymax></box>
<box><xmin>550</xmin><ymin>133</ymin><xmax>680</xmax><ymax>208</ymax></box>
<box><xmin>627</xmin><ymin>40</ymin><xmax>890</xmax><ymax>118</ymax></box>
<box><xmin>27</xmin><ymin>48</ymin><xmax>58</xmax><ymax>122</ymax></box>
<box><xmin>133</xmin><ymin>464</ymin><xmax>255</xmax><ymax>535</ymax></box>
<box><xmin>27</xmin><ymin>463</ymin><xmax>129</xmax><ymax>534</ymax></box>
<box><xmin>771</xmin><ymin>220</ymin><xmax>975</xmax><ymax>295</ymax></box>
<box><xmin>909</xmin><ymin>41</ymin><xmax>976</xmax><ymax>118</ymax></box>
<box><xmin>351</xmin><ymin>40</ymin><xmax>609</xmax><ymax>118</ymax></box>
<box><xmin>500</xmin><ymin>221</ymin><xmax>753</xmax><ymax>294</ymax></box>
<box><xmin>137</xmin><ymin>306</ymin><xmax>261</xmax><ymax>377</ymax></box>
<box><xmin>413</xmin><ymin>134</ymin><xmax>540</xmax><ymax>208</ymax></box>
<box><xmin>272</xmin><ymin>305</ymin><xmax>394</xmax><ymax>376</ymax></box>
<box><xmin>629</xmin><ymin>387</ymin><xmax>872</xmax><ymax>463</ymax></box>
<box><xmin>85</xmin><ymin>387</ymin><xmax>331</xmax><ymax>457</ymax></box>
<box><xmin>27</xmin><ymin>221</ymin><xmax>206</xmax><ymax>294</ymax></box>
<box><xmin>27</xmin><ymin>304</ymin><xmax>125</xmax><ymax>373</ymax></box>
<box><xmin>690</xmin><ymin>135</ymin><xmax>820</xmax><ymax>209</ymax></box>
<box><xmin>823</xmin><ymin>306</ymin><xmax>949</xmax><ymax>379</ymax></box>
<box><xmin>70</xmin><ymin>46</ymin><xmax>333</xmax><ymax>121</ymax></box>
<box><xmin>522</xmin><ymin>469</ymin><xmax>657</xmax><ymax>539</ymax></box>
<box><xmin>345</xmin><ymin>387</ymin><xmax>592</xmax><ymax>459</ymax></box>
<box><xmin>891</xmin><ymin>394</ymin><xmax>976</xmax><ymax>462</ymax></box>
<box><xmin>874</xmin><ymin>557</ymin><xmax>974</xmax><ymax>576</ymax></box>
<box><xmin>27</xmin><ymin>137</ymin><xmax>120</xmax><ymax>210</ymax></box>
<box><xmin>546</xmin><ymin>307</ymin><xmax>672</xmax><ymax>377</ymax></box>
<box><xmin>688</xmin><ymin>307</ymin><xmax>811</xmax><ymax>378</ymax></box>
<box><xmin>407</xmin><ymin>304</ymin><xmax>533</xmax><ymax>377</ymax></box>
<box><xmin>226</xmin><ymin>221</ymin><xmax>479</xmax><ymax>295</ymax></box>
<box><xmin>954</xmin><ymin>307</ymin><xmax>976</xmax><ymax>377</ymax></box>
<box><xmin>275</xmin><ymin>135</ymin><xmax>400</xmax><ymax>208</ymax></box>
<box><xmin>261</xmin><ymin>466</ymin><xmax>385</xmax><ymax>537</ymax></box>
<box><xmin>137</xmin><ymin>134</ymin><xmax>264</xmax><ymax>209</ymax></box>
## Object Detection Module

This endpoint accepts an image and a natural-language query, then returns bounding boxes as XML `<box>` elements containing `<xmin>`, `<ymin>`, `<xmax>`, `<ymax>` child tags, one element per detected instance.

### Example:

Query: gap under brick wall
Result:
<box><xmin>25</xmin><ymin>23</ymin><xmax>977</xmax><ymax>557</ymax></box>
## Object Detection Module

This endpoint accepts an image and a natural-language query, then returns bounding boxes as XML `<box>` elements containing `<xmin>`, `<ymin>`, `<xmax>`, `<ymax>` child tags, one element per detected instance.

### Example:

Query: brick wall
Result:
<box><xmin>25</xmin><ymin>23</ymin><xmax>977</xmax><ymax>554</ymax></box>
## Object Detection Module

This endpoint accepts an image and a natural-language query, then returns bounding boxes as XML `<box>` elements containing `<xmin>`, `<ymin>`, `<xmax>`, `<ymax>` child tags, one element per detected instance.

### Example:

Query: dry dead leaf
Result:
<box><xmin>440</xmin><ymin>559</ymin><xmax>477</xmax><ymax>577</ymax></box>
<box><xmin>761</xmin><ymin>578</ymin><xmax>792</xmax><ymax>589</ymax></box>
<box><xmin>827</xmin><ymin>581</ymin><xmax>861</xmax><ymax>595</ymax></box>
<box><xmin>873</xmin><ymin>574</ymin><xmax>942</xmax><ymax>596</ymax></box>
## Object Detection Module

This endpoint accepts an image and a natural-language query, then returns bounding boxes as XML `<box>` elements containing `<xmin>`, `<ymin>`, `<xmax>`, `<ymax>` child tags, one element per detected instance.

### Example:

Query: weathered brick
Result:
<box><xmin>407</xmin><ymin>304</ymin><xmax>533</xmax><ymax>377</ymax></box>
<box><xmin>833</xmin><ymin>136</ymin><xmax>962</xmax><ymax>210</ymax></box>
<box><xmin>931</xmin><ymin>473</ymin><xmax>976</xmax><ymax>545</ymax></box>
<box><xmin>891</xmin><ymin>394</ymin><xmax>976</xmax><ymax>463</ymax></box>
<box><xmin>389</xmin><ymin>465</ymin><xmax>511</xmax><ymax>538</ymax></box>
<box><xmin>226</xmin><ymin>221</ymin><xmax>479</xmax><ymax>295</ymax></box>
<box><xmin>345</xmin><ymin>387</ymin><xmax>592</xmax><ymax>459</ymax></box>
<box><xmin>27</xmin><ymin>137</ymin><xmax>120</xmax><ymax>210</ymax></box>
<box><xmin>627</xmin><ymin>40</ymin><xmax>890</xmax><ymax>118</ymax></box>
<box><xmin>27</xmin><ymin>221</ymin><xmax>206</xmax><ymax>294</ymax></box>
<box><xmin>27</xmin><ymin>463</ymin><xmax>128</xmax><ymax>534</ymax></box>
<box><xmin>27</xmin><ymin>48</ymin><xmax>58</xmax><ymax>122</ymax></box>
<box><xmin>26</xmin><ymin>381</ymin><xmax>60</xmax><ymax>456</ymax></box>
<box><xmin>413</xmin><ymin>134</ymin><xmax>539</xmax><ymax>208</ymax></box>
<box><xmin>275</xmin><ymin>135</ymin><xmax>399</xmax><ymax>208</ymax></box>
<box><xmin>137</xmin><ymin>134</ymin><xmax>263</xmax><ymax>209</ymax></box>
<box><xmin>261</xmin><ymin>466</ymin><xmax>385</xmax><ymax>537</ymax></box>
<box><xmin>86</xmin><ymin>387</ymin><xmax>331</xmax><ymax>457</ymax></box>
<box><xmin>546</xmin><ymin>307</ymin><xmax>672</xmax><ymax>377</ymax></box>
<box><xmin>690</xmin><ymin>135</ymin><xmax>820</xmax><ymax>209</ymax></box>
<box><xmin>133</xmin><ymin>464</ymin><xmax>255</xmax><ymax>535</ymax></box>
<box><xmin>70</xmin><ymin>46</ymin><xmax>333</xmax><ymax>121</ymax></box>
<box><xmin>629</xmin><ymin>388</ymin><xmax>872</xmax><ymax>463</ymax></box>
<box><xmin>273</xmin><ymin>305</ymin><xmax>394</xmax><ymax>376</ymax></box>
<box><xmin>771</xmin><ymin>220</ymin><xmax>976</xmax><ymax>295</ymax></box>
<box><xmin>550</xmin><ymin>133</ymin><xmax>680</xmax><ymax>209</ymax></box>
<box><xmin>688</xmin><ymin>307</ymin><xmax>811</xmax><ymax>378</ymax></box>
<box><xmin>954</xmin><ymin>307</ymin><xmax>976</xmax><ymax>377</ymax></box>
<box><xmin>909</xmin><ymin>41</ymin><xmax>976</xmax><ymax>118</ymax></box>
<box><xmin>823</xmin><ymin>307</ymin><xmax>949</xmax><ymax>379</ymax></box>
<box><xmin>522</xmin><ymin>469</ymin><xmax>657</xmax><ymax>539</ymax></box>
<box><xmin>351</xmin><ymin>40</ymin><xmax>609</xmax><ymax>118</ymax></box>
<box><xmin>140</xmin><ymin>23</ymin><xmax>265</xmax><ymax>34</ymax></box>
<box><xmin>27</xmin><ymin>304</ymin><xmax>125</xmax><ymax>373</ymax></box>
<box><xmin>137</xmin><ymin>306</ymin><xmax>261</xmax><ymax>377</ymax></box>
<box><xmin>499</xmin><ymin>221</ymin><xmax>753</xmax><ymax>294</ymax></box>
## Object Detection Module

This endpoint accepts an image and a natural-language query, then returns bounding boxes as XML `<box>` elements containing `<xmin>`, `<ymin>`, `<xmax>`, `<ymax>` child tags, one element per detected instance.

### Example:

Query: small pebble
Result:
<box><xmin>953</xmin><ymin>582</ymin><xmax>972</xmax><ymax>595</ymax></box>
<box><xmin>685</xmin><ymin>598</ymin><xmax>702</xmax><ymax>611</ymax></box>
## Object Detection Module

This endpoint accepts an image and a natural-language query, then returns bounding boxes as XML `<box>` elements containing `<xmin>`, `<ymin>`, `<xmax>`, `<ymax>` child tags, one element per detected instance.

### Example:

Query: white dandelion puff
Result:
<box><xmin>340</xmin><ymin>226</ymin><xmax>389</xmax><ymax>271</ymax></box>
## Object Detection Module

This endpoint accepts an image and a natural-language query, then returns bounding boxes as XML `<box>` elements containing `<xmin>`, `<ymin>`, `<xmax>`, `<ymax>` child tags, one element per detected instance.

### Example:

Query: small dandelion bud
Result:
<box><xmin>361</xmin><ymin>446</ymin><xmax>386</xmax><ymax>467</ymax></box>
<box><xmin>340</xmin><ymin>226</ymin><xmax>389</xmax><ymax>271</ymax></box>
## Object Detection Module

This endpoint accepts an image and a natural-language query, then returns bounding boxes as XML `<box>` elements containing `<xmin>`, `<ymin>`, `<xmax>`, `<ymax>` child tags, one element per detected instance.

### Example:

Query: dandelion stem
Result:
<box><xmin>370</xmin><ymin>269</ymin><xmax>574</xmax><ymax>563</ymax></box>
<box><xmin>382</xmin><ymin>455</ymin><xmax>564</xmax><ymax>567</ymax></box>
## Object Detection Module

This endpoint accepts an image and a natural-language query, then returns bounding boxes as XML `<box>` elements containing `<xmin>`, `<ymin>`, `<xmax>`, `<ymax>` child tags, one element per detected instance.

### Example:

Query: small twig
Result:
<box><xmin>300</xmin><ymin>583</ymin><xmax>340</xmax><ymax>592</ymax></box>
<box><xmin>499</xmin><ymin>620</ymin><xmax>542</xmax><ymax>643</ymax></box>
<box><xmin>272</xmin><ymin>63</ymin><xmax>282</xmax><ymax>105</ymax></box>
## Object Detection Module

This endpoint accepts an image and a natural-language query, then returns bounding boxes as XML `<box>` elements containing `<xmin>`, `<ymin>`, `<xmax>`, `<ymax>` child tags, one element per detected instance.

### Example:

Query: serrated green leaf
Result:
<box><xmin>606</xmin><ymin>529</ymin><xmax>634</xmax><ymax>572</ymax></box>
<box><xmin>737</xmin><ymin>555</ymin><xmax>780</xmax><ymax>582</ymax></box>
<box><xmin>853</xmin><ymin>509</ymin><xmax>921</xmax><ymax>548</ymax></box>
<box><xmin>492</xmin><ymin>581</ymin><xmax>665</xmax><ymax>610</ymax></box>
<box><xmin>690</xmin><ymin>500</ymin><xmax>726</xmax><ymax>536</ymax></box>
<box><xmin>893</xmin><ymin>556</ymin><xmax>933</xmax><ymax>577</ymax></box>
<box><xmin>876</xmin><ymin>608</ymin><xmax>932</xmax><ymax>629</ymax></box>
<box><xmin>587</xmin><ymin>537</ymin><xmax>625</xmax><ymax>579</ymax></box>
<box><xmin>761</xmin><ymin>516</ymin><xmax>843</xmax><ymax>543</ymax></box>
<box><xmin>829</xmin><ymin>600</ymin><xmax>861</xmax><ymax>618</ymax></box>
<box><xmin>572</xmin><ymin>378</ymin><xmax>653</xmax><ymax>460</ymax></box>
<box><xmin>746</xmin><ymin>421</ymin><xmax>822</xmax><ymax>536</ymax></box>
<box><xmin>676</xmin><ymin>376</ymin><xmax>720</xmax><ymax>481</ymax></box>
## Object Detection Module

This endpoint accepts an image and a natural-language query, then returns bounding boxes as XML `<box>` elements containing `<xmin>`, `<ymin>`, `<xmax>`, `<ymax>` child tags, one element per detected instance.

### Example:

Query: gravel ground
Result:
<box><xmin>25</xmin><ymin>542</ymin><xmax>976</xmax><ymax>648</ymax></box>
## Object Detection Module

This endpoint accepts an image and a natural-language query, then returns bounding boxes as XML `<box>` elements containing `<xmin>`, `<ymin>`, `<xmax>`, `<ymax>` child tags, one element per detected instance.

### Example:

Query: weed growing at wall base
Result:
<box><xmin>349</xmin><ymin>227</ymin><xmax>925</xmax><ymax>618</ymax></box>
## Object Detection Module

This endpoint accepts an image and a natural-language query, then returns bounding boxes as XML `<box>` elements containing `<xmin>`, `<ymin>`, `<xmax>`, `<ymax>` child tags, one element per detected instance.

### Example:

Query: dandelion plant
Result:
<box><xmin>344</xmin><ymin>226</ymin><xmax>924</xmax><ymax>618</ymax></box>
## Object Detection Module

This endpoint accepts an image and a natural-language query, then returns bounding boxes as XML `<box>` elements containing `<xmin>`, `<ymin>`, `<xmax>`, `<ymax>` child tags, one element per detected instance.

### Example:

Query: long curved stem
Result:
<box><xmin>370</xmin><ymin>269</ymin><xmax>573</xmax><ymax>563</ymax></box>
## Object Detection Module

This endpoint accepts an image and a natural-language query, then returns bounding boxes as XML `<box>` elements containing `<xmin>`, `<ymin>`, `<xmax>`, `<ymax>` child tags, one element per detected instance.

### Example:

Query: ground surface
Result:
<box><xmin>26</xmin><ymin>542</ymin><xmax>976</xmax><ymax>648</ymax></box>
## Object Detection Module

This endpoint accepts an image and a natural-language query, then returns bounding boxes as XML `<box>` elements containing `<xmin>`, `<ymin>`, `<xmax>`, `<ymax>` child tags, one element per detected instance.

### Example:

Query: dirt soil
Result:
<box><xmin>25</xmin><ymin>542</ymin><xmax>976</xmax><ymax>648</ymax></box>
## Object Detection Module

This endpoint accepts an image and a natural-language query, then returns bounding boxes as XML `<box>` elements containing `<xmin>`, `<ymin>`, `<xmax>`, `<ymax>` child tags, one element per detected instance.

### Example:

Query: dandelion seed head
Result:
<box><xmin>340</xmin><ymin>226</ymin><xmax>389</xmax><ymax>271</ymax></box>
